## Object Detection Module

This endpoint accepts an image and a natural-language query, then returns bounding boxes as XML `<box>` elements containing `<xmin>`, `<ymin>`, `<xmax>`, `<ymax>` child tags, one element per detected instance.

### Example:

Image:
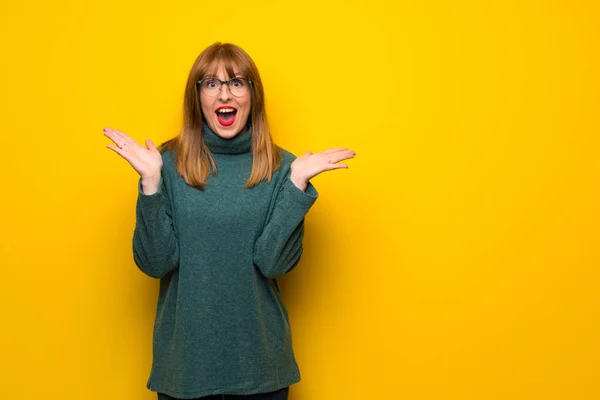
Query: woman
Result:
<box><xmin>103</xmin><ymin>42</ymin><xmax>355</xmax><ymax>400</ymax></box>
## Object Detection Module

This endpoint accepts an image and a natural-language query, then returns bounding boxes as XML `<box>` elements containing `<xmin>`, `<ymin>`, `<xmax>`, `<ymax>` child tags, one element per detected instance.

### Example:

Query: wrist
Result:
<box><xmin>290</xmin><ymin>172</ymin><xmax>307</xmax><ymax>192</ymax></box>
<box><xmin>141</xmin><ymin>174</ymin><xmax>161</xmax><ymax>194</ymax></box>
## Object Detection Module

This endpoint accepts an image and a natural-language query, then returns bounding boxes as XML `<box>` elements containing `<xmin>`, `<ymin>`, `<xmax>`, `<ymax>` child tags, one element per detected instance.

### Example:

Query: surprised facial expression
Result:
<box><xmin>199</xmin><ymin>63</ymin><xmax>252</xmax><ymax>139</ymax></box>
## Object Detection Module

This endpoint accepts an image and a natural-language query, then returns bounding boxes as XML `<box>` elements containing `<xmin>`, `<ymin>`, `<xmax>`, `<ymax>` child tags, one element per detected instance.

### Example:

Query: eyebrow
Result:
<box><xmin>204</xmin><ymin>74</ymin><xmax>244</xmax><ymax>79</ymax></box>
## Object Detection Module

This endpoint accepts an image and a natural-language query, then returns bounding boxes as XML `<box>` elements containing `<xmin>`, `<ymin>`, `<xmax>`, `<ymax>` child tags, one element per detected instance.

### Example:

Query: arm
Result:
<box><xmin>102</xmin><ymin>127</ymin><xmax>178</xmax><ymax>278</ymax></box>
<box><xmin>253</xmin><ymin>175</ymin><xmax>318</xmax><ymax>279</ymax></box>
<box><xmin>132</xmin><ymin>175</ymin><xmax>180</xmax><ymax>279</ymax></box>
<box><xmin>253</xmin><ymin>146</ymin><xmax>355</xmax><ymax>278</ymax></box>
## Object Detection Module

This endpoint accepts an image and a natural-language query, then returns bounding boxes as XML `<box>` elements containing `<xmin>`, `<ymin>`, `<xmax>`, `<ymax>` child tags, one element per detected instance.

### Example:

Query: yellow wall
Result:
<box><xmin>1</xmin><ymin>0</ymin><xmax>598</xmax><ymax>398</ymax></box>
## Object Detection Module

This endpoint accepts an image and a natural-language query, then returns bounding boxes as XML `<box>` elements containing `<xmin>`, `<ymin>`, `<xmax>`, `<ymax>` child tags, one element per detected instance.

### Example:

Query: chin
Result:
<box><xmin>214</xmin><ymin>125</ymin><xmax>239</xmax><ymax>138</ymax></box>
<box><xmin>219</xmin><ymin>130</ymin><xmax>239</xmax><ymax>139</ymax></box>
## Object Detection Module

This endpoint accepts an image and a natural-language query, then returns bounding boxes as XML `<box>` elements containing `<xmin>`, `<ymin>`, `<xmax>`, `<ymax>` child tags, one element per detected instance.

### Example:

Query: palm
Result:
<box><xmin>103</xmin><ymin>127</ymin><xmax>163</xmax><ymax>179</ymax></box>
<box><xmin>291</xmin><ymin>147</ymin><xmax>356</xmax><ymax>181</ymax></box>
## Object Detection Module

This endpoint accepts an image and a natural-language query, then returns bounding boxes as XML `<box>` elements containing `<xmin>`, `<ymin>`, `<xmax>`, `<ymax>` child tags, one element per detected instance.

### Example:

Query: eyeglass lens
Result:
<box><xmin>199</xmin><ymin>78</ymin><xmax>249</xmax><ymax>97</ymax></box>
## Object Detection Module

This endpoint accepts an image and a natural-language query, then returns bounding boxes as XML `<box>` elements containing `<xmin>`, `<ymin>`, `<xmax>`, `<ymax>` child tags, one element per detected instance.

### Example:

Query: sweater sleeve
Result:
<box><xmin>253</xmin><ymin>175</ymin><xmax>318</xmax><ymax>279</ymax></box>
<box><xmin>132</xmin><ymin>176</ymin><xmax>180</xmax><ymax>279</ymax></box>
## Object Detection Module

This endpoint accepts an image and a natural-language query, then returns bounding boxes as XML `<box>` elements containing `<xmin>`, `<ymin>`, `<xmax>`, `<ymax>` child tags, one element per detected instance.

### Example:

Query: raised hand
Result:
<box><xmin>103</xmin><ymin>127</ymin><xmax>163</xmax><ymax>179</ymax></box>
<box><xmin>290</xmin><ymin>147</ymin><xmax>356</xmax><ymax>191</ymax></box>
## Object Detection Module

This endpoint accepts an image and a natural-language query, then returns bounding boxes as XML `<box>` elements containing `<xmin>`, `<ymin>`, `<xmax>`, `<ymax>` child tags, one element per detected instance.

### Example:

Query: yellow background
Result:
<box><xmin>1</xmin><ymin>0</ymin><xmax>598</xmax><ymax>399</ymax></box>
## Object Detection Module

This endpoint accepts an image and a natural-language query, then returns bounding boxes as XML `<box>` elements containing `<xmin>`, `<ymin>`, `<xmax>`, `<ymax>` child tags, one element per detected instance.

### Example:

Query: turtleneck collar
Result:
<box><xmin>202</xmin><ymin>121</ymin><xmax>252</xmax><ymax>155</ymax></box>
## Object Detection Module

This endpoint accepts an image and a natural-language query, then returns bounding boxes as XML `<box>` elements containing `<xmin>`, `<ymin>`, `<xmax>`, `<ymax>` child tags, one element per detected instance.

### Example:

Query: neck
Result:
<box><xmin>202</xmin><ymin>122</ymin><xmax>252</xmax><ymax>155</ymax></box>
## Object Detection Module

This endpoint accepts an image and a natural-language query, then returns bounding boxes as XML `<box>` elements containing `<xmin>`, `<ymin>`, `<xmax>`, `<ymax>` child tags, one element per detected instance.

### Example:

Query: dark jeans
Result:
<box><xmin>157</xmin><ymin>386</ymin><xmax>289</xmax><ymax>400</ymax></box>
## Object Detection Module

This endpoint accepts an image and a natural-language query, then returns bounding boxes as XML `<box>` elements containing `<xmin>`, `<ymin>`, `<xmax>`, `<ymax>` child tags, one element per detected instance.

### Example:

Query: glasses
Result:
<box><xmin>196</xmin><ymin>77</ymin><xmax>253</xmax><ymax>97</ymax></box>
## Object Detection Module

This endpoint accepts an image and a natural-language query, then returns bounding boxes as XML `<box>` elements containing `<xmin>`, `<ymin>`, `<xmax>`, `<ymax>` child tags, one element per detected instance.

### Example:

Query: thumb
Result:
<box><xmin>146</xmin><ymin>139</ymin><xmax>156</xmax><ymax>151</ymax></box>
<box><xmin>303</xmin><ymin>151</ymin><xmax>313</xmax><ymax>156</ymax></box>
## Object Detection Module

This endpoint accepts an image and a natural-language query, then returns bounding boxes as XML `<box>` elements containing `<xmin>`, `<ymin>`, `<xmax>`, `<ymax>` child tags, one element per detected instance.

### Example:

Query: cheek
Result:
<box><xmin>242</xmin><ymin>97</ymin><xmax>251</xmax><ymax>114</ymax></box>
<box><xmin>200</xmin><ymin>96</ymin><xmax>213</xmax><ymax>114</ymax></box>
<box><xmin>201</xmin><ymin>105</ymin><xmax>213</xmax><ymax>119</ymax></box>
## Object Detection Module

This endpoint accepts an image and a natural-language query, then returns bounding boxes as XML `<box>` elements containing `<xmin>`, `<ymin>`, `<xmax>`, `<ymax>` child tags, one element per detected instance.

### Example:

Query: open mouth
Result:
<box><xmin>216</xmin><ymin>107</ymin><xmax>237</xmax><ymax>127</ymax></box>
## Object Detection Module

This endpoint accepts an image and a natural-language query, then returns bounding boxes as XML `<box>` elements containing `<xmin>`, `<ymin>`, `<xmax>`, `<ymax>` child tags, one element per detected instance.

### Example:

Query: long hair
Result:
<box><xmin>160</xmin><ymin>42</ymin><xmax>281</xmax><ymax>189</ymax></box>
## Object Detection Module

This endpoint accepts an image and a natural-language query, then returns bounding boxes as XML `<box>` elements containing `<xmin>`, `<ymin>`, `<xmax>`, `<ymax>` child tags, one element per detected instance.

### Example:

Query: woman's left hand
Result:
<box><xmin>290</xmin><ymin>147</ymin><xmax>356</xmax><ymax>191</ymax></box>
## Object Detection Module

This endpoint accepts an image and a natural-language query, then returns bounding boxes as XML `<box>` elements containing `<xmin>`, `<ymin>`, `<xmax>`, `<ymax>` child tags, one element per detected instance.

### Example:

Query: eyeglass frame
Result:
<box><xmin>196</xmin><ymin>77</ymin><xmax>254</xmax><ymax>97</ymax></box>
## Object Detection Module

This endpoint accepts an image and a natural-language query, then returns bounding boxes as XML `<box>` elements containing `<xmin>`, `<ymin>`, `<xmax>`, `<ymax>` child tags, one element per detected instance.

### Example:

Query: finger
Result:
<box><xmin>103</xmin><ymin>128</ymin><xmax>128</xmax><ymax>149</ymax></box>
<box><xmin>322</xmin><ymin>147</ymin><xmax>348</xmax><ymax>154</ymax></box>
<box><xmin>104</xmin><ymin>128</ymin><xmax>137</xmax><ymax>150</ymax></box>
<box><xmin>104</xmin><ymin>127</ymin><xmax>130</xmax><ymax>145</ymax></box>
<box><xmin>146</xmin><ymin>139</ymin><xmax>156</xmax><ymax>151</ymax></box>
<box><xmin>116</xmin><ymin>129</ymin><xmax>137</xmax><ymax>145</ymax></box>
<box><xmin>106</xmin><ymin>144</ymin><xmax>131</xmax><ymax>160</ymax></box>
<box><xmin>324</xmin><ymin>149</ymin><xmax>356</xmax><ymax>159</ymax></box>
<box><xmin>103</xmin><ymin>127</ymin><xmax>117</xmax><ymax>141</ymax></box>
<box><xmin>111</xmin><ymin>128</ymin><xmax>134</xmax><ymax>146</ymax></box>
<box><xmin>327</xmin><ymin>163</ymin><xmax>348</xmax><ymax>170</ymax></box>
<box><xmin>103</xmin><ymin>130</ymin><xmax>124</xmax><ymax>148</ymax></box>
<box><xmin>327</xmin><ymin>150</ymin><xmax>356</xmax><ymax>164</ymax></box>
<box><xmin>103</xmin><ymin>127</ymin><xmax>124</xmax><ymax>140</ymax></box>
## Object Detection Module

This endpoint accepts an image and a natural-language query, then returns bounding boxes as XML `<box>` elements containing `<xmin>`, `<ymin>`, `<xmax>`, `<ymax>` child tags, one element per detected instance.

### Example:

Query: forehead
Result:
<box><xmin>204</xmin><ymin>61</ymin><xmax>242</xmax><ymax>79</ymax></box>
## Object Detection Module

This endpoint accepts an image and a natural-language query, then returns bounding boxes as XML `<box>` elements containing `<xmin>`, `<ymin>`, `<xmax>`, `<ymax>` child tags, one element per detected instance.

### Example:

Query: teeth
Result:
<box><xmin>217</xmin><ymin>108</ymin><xmax>236</xmax><ymax>113</ymax></box>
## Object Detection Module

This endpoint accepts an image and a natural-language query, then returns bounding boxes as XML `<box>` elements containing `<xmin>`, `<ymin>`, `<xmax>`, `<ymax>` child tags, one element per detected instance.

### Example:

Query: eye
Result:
<box><xmin>231</xmin><ymin>78</ymin><xmax>245</xmax><ymax>87</ymax></box>
<box><xmin>203</xmin><ymin>79</ymin><xmax>219</xmax><ymax>89</ymax></box>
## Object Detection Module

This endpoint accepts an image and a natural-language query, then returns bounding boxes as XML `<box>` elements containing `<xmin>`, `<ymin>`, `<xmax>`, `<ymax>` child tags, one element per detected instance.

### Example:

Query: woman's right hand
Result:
<box><xmin>104</xmin><ymin>127</ymin><xmax>163</xmax><ymax>193</ymax></box>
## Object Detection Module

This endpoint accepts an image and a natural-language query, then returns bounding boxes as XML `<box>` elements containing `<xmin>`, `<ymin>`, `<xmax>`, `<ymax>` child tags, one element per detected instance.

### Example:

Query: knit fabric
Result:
<box><xmin>132</xmin><ymin>122</ymin><xmax>318</xmax><ymax>399</ymax></box>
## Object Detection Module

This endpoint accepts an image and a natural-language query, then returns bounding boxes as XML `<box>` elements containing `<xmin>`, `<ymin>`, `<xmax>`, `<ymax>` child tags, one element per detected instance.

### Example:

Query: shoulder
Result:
<box><xmin>160</xmin><ymin>147</ymin><xmax>175</xmax><ymax>163</ymax></box>
<box><xmin>158</xmin><ymin>147</ymin><xmax>178</xmax><ymax>182</ymax></box>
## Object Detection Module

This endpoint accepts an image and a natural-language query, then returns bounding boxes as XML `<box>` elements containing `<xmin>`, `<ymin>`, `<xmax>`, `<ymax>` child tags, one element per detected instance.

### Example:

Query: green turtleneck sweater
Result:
<box><xmin>132</xmin><ymin>123</ymin><xmax>318</xmax><ymax>399</ymax></box>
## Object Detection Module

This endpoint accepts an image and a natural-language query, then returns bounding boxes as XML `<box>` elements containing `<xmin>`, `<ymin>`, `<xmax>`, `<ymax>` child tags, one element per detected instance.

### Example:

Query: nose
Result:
<box><xmin>219</xmin><ymin>82</ymin><xmax>232</xmax><ymax>101</ymax></box>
